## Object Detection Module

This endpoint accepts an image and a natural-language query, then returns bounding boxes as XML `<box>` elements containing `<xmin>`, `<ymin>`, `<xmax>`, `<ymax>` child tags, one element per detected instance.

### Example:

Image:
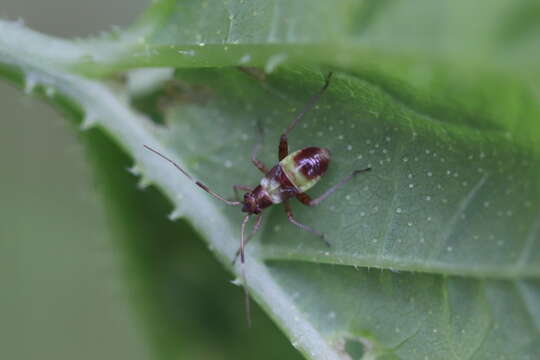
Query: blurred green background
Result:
<box><xmin>0</xmin><ymin>1</ymin><xmax>301</xmax><ymax>359</ymax></box>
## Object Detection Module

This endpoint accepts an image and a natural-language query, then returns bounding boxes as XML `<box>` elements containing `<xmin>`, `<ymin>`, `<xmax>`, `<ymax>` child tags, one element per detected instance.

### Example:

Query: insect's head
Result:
<box><xmin>241</xmin><ymin>185</ymin><xmax>272</xmax><ymax>214</ymax></box>
<box><xmin>242</xmin><ymin>191</ymin><xmax>261</xmax><ymax>214</ymax></box>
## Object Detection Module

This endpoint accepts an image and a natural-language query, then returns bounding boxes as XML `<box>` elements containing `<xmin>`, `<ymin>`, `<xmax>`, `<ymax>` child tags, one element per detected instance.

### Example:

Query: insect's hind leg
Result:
<box><xmin>283</xmin><ymin>200</ymin><xmax>329</xmax><ymax>246</ymax></box>
<box><xmin>279</xmin><ymin>72</ymin><xmax>333</xmax><ymax>161</ymax></box>
<box><xmin>296</xmin><ymin>167</ymin><xmax>371</xmax><ymax>207</ymax></box>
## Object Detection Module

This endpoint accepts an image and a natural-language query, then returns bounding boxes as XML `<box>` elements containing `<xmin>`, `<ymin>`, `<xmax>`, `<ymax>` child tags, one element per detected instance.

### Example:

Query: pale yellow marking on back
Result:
<box><xmin>260</xmin><ymin>176</ymin><xmax>283</xmax><ymax>203</ymax></box>
<box><xmin>280</xmin><ymin>149</ymin><xmax>322</xmax><ymax>193</ymax></box>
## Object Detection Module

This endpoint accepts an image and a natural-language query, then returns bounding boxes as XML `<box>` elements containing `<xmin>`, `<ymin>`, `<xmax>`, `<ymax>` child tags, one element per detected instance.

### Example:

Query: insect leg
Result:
<box><xmin>297</xmin><ymin>167</ymin><xmax>371</xmax><ymax>207</ymax></box>
<box><xmin>233</xmin><ymin>185</ymin><xmax>253</xmax><ymax>201</ymax></box>
<box><xmin>278</xmin><ymin>134</ymin><xmax>289</xmax><ymax>161</ymax></box>
<box><xmin>283</xmin><ymin>200</ymin><xmax>329</xmax><ymax>246</ymax></box>
<box><xmin>239</xmin><ymin>214</ymin><xmax>251</xmax><ymax>264</ymax></box>
<box><xmin>250</xmin><ymin>119</ymin><xmax>269</xmax><ymax>173</ymax></box>
<box><xmin>251</xmin><ymin>142</ymin><xmax>269</xmax><ymax>174</ymax></box>
<box><xmin>279</xmin><ymin>72</ymin><xmax>333</xmax><ymax>161</ymax></box>
<box><xmin>232</xmin><ymin>213</ymin><xmax>263</xmax><ymax>264</ymax></box>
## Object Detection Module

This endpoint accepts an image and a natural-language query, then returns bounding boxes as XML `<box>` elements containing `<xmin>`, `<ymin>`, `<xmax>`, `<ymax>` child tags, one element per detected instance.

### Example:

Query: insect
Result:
<box><xmin>144</xmin><ymin>72</ymin><xmax>371</xmax><ymax>264</ymax></box>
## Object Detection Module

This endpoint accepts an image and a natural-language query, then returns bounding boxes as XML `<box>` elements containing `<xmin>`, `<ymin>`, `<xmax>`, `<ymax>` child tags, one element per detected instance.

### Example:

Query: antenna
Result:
<box><xmin>144</xmin><ymin>145</ymin><xmax>241</xmax><ymax>206</ymax></box>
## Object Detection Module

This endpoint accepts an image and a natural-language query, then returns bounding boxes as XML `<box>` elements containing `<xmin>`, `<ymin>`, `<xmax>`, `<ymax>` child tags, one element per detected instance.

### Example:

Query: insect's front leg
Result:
<box><xmin>278</xmin><ymin>134</ymin><xmax>289</xmax><ymax>161</ymax></box>
<box><xmin>251</xmin><ymin>120</ymin><xmax>270</xmax><ymax>173</ymax></box>
<box><xmin>251</xmin><ymin>142</ymin><xmax>269</xmax><ymax>174</ymax></box>
<box><xmin>278</xmin><ymin>72</ymin><xmax>333</xmax><ymax>162</ymax></box>
<box><xmin>232</xmin><ymin>214</ymin><xmax>263</xmax><ymax>265</ymax></box>
<box><xmin>233</xmin><ymin>185</ymin><xmax>253</xmax><ymax>201</ymax></box>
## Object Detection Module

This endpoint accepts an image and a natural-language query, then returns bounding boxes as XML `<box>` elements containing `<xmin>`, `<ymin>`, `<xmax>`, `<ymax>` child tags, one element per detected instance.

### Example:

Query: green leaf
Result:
<box><xmin>1</xmin><ymin>1</ymin><xmax>540</xmax><ymax>359</ymax></box>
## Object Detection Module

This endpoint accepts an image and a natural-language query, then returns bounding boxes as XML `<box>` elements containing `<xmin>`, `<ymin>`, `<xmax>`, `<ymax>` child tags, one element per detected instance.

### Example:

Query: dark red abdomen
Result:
<box><xmin>280</xmin><ymin>147</ymin><xmax>331</xmax><ymax>193</ymax></box>
<box><xmin>292</xmin><ymin>147</ymin><xmax>330</xmax><ymax>179</ymax></box>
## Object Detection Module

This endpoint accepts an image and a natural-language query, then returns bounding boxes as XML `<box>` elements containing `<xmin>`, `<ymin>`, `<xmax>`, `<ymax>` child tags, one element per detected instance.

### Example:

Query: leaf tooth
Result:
<box><xmin>230</xmin><ymin>278</ymin><xmax>243</xmax><ymax>286</ymax></box>
<box><xmin>137</xmin><ymin>176</ymin><xmax>152</xmax><ymax>189</ymax></box>
<box><xmin>24</xmin><ymin>73</ymin><xmax>38</xmax><ymax>94</ymax></box>
<box><xmin>44</xmin><ymin>86</ymin><xmax>56</xmax><ymax>97</ymax></box>
<box><xmin>126</xmin><ymin>164</ymin><xmax>142</xmax><ymax>176</ymax></box>
<box><xmin>168</xmin><ymin>207</ymin><xmax>184</xmax><ymax>221</ymax></box>
<box><xmin>80</xmin><ymin>112</ymin><xmax>98</xmax><ymax>130</ymax></box>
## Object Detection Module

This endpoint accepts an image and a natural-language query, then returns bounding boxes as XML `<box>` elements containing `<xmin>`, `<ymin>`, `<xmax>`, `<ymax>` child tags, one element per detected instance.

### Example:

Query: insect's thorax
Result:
<box><xmin>260</xmin><ymin>147</ymin><xmax>331</xmax><ymax>203</ymax></box>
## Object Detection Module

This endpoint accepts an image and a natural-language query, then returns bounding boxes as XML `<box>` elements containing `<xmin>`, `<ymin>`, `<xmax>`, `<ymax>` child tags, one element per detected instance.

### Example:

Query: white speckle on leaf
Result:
<box><xmin>178</xmin><ymin>49</ymin><xmax>195</xmax><ymax>56</ymax></box>
<box><xmin>328</xmin><ymin>311</ymin><xmax>336</xmax><ymax>319</ymax></box>
<box><xmin>224</xmin><ymin>160</ymin><xmax>233</xmax><ymax>168</ymax></box>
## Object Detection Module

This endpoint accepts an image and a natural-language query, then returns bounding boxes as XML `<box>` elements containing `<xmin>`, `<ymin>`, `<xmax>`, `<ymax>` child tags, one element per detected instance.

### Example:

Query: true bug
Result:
<box><xmin>144</xmin><ymin>72</ymin><xmax>371</xmax><ymax>264</ymax></box>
